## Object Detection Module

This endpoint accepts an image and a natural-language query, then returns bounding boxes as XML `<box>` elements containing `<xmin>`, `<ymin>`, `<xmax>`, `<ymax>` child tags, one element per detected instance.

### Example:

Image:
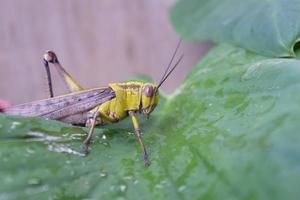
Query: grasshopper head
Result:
<box><xmin>140</xmin><ymin>83</ymin><xmax>159</xmax><ymax>117</ymax></box>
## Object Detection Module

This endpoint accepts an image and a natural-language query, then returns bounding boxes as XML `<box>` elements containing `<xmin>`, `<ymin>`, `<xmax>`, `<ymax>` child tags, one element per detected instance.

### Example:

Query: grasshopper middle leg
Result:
<box><xmin>82</xmin><ymin>110</ymin><xmax>100</xmax><ymax>155</ymax></box>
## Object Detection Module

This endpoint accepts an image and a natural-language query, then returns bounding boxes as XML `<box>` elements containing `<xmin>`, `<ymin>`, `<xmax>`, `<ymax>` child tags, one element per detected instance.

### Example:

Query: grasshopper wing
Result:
<box><xmin>3</xmin><ymin>87</ymin><xmax>115</xmax><ymax>120</ymax></box>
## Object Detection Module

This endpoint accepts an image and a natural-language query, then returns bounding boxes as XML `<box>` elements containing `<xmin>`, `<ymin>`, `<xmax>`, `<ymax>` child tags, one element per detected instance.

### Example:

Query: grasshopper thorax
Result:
<box><xmin>108</xmin><ymin>82</ymin><xmax>159</xmax><ymax>118</ymax></box>
<box><xmin>140</xmin><ymin>83</ymin><xmax>159</xmax><ymax>117</ymax></box>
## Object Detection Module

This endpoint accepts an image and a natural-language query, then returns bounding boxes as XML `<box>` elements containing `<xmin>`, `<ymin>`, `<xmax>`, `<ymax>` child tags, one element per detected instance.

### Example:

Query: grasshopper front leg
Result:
<box><xmin>129</xmin><ymin>110</ymin><xmax>150</xmax><ymax>167</ymax></box>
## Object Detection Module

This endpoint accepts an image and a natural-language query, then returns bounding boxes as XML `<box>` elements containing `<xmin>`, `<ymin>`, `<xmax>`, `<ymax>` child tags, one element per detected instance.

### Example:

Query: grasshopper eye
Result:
<box><xmin>143</xmin><ymin>85</ymin><xmax>154</xmax><ymax>97</ymax></box>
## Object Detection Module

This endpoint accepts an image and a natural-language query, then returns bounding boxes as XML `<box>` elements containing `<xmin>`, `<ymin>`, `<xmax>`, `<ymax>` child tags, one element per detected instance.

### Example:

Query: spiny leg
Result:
<box><xmin>129</xmin><ymin>110</ymin><xmax>150</xmax><ymax>167</ymax></box>
<box><xmin>82</xmin><ymin>110</ymin><xmax>100</xmax><ymax>155</ymax></box>
<box><xmin>43</xmin><ymin>51</ymin><xmax>84</xmax><ymax>93</ymax></box>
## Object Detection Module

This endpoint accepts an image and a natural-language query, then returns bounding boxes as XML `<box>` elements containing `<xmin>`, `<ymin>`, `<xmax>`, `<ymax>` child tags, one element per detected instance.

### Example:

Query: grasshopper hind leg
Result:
<box><xmin>43</xmin><ymin>51</ymin><xmax>84</xmax><ymax>98</ymax></box>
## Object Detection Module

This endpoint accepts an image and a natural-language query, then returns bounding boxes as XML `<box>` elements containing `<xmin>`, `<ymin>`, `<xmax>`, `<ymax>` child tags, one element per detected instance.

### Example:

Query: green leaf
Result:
<box><xmin>1</xmin><ymin>45</ymin><xmax>300</xmax><ymax>199</ymax></box>
<box><xmin>170</xmin><ymin>0</ymin><xmax>300</xmax><ymax>57</ymax></box>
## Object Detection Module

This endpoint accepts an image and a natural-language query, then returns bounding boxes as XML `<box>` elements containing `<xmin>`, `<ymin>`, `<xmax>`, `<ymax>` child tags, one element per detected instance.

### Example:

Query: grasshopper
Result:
<box><xmin>1</xmin><ymin>42</ymin><xmax>183</xmax><ymax>166</ymax></box>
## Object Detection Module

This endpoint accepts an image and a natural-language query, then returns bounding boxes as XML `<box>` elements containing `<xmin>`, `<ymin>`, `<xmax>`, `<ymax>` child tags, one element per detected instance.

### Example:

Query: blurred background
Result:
<box><xmin>0</xmin><ymin>0</ymin><xmax>212</xmax><ymax>104</ymax></box>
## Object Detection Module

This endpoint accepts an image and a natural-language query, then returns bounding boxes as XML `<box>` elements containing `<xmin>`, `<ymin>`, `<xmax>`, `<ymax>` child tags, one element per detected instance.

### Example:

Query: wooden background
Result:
<box><xmin>0</xmin><ymin>0</ymin><xmax>211</xmax><ymax>104</ymax></box>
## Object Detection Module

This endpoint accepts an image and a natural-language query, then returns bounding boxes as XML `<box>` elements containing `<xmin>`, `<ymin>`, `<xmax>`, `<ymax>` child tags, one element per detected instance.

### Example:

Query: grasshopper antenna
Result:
<box><xmin>157</xmin><ymin>54</ymin><xmax>184</xmax><ymax>89</ymax></box>
<box><xmin>160</xmin><ymin>39</ymin><xmax>182</xmax><ymax>82</ymax></box>
<box><xmin>157</xmin><ymin>39</ymin><xmax>182</xmax><ymax>88</ymax></box>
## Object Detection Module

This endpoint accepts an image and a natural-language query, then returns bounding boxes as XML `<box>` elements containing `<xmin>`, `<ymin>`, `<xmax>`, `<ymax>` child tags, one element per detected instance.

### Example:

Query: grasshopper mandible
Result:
<box><xmin>1</xmin><ymin>41</ymin><xmax>183</xmax><ymax>166</ymax></box>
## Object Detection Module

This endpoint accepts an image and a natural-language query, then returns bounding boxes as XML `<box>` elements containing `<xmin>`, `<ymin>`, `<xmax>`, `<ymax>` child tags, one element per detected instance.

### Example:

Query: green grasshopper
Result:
<box><xmin>1</xmin><ymin>42</ymin><xmax>183</xmax><ymax>166</ymax></box>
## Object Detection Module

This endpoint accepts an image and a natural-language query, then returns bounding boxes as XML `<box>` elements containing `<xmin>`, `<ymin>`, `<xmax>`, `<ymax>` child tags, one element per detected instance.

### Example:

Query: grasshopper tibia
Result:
<box><xmin>43</xmin><ymin>58</ymin><xmax>54</xmax><ymax>98</ymax></box>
